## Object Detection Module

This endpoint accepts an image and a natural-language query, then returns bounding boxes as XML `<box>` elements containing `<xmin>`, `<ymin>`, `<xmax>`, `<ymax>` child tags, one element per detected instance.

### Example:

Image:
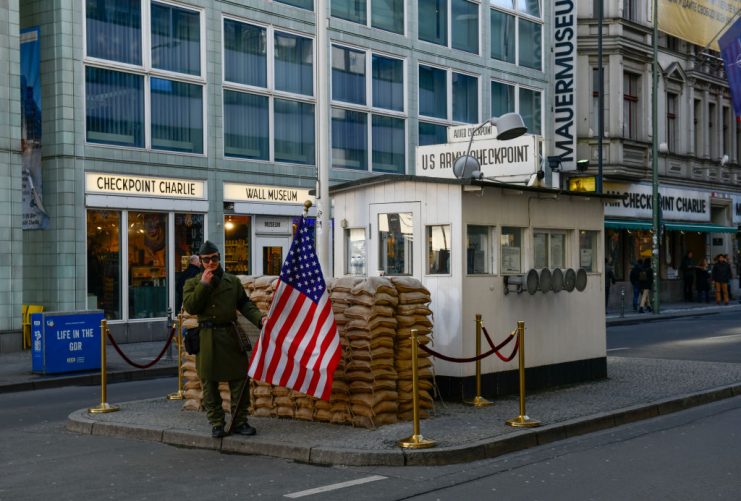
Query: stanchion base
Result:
<box><xmin>464</xmin><ymin>395</ymin><xmax>494</xmax><ymax>407</ymax></box>
<box><xmin>505</xmin><ymin>414</ymin><xmax>540</xmax><ymax>428</ymax></box>
<box><xmin>88</xmin><ymin>403</ymin><xmax>120</xmax><ymax>414</ymax></box>
<box><xmin>398</xmin><ymin>434</ymin><xmax>437</xmax><ymax>449</ymax></box>
<box><xmin>166</xmin><ymin>391</ymin><xmax>185</xmax><ymax>400</ymax></box>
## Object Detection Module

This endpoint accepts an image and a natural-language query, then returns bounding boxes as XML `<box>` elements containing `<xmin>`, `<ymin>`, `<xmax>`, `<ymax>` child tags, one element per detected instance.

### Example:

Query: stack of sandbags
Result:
<box><xmin>248</xmin><ymin>275</ymin><xmax>278</xmax><ymax>312</ymax></box>
<box><xmin>390</xmin><ymin>277</ymin><xmax>435</xmax><ymax>421</ymax></box>
<box><xmin>341</xmin><ymin>277</ymin><xmax>400</xmax><ymax>428</ymax></box>
<box><xmin>250</xmin><ymin>380</ymin><xmax>276</xmax><ymax>417</ymax></box>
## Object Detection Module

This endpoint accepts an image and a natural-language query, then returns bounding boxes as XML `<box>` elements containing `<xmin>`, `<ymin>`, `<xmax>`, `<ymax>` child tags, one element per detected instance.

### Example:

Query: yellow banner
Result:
<box><xmin>658</xmin><ymin>0</ymin><xmax>741</xmax><ymax>51</ymax></box>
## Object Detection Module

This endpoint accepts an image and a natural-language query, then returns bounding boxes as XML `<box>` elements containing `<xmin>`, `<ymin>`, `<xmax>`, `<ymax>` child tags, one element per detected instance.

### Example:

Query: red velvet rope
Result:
<box><xmin>106</xmin><ymin>326</ymin><xmax>176</xmax><ymax>369</ymax></box>
<box><xmin>483</xmin><ymin>326</ymin><xmax>520</xmax><ymax>362</ymax></box>
<box><xmin>417</xmin><ymin>327</ymin><xmax>516</xmax><ymax>363</ymax></box>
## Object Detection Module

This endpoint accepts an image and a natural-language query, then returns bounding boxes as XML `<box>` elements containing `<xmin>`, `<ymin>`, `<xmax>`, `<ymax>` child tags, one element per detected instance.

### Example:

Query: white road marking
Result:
<box><xmin>606</xmin><ymin>347</ymin><xmax>630</xmax><ymax>352</ymax></box>
<box><xmin>284</xmin><ymin>475</ymin><xmax>387</xmax><ymax>499</ymax></box>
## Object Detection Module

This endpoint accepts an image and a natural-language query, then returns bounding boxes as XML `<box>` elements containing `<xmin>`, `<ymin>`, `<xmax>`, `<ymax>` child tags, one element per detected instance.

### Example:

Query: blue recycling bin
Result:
<box><xmin>31</xmin><ymin>310</ymin><xmax>104</xmax><ymax>374</ymax></box>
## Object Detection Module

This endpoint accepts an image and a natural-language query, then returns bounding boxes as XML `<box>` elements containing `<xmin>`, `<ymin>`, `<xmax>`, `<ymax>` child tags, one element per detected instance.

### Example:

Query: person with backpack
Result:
<box><xmin>711</xmin><ymin>253</ymin><xmax>732</xmax><ymax>305</ymax></box>
<box><xmin>638</xmin><ymin>258</ymin><xmax>653</xmax><ymax>313</ymax></box>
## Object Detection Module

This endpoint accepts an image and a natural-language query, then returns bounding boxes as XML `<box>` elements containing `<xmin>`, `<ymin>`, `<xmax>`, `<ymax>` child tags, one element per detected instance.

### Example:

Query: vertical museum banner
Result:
<box><xmin>20</xmin><ymin>27</ymin><xmax>48</xmax><ymax>230</ymax></box>
<box><xmin>658</xmin><ymin>0</ymin><xmax>740</xmax><ymax>51</ymax></box>
<box><xmin>719</xmin><ymin>16</ymin><xmax>741</xmax><ymax>117</ymax></box>
<box><xmin>552</xmin><ymin>0</ymin><xmax>577</xmax><ymax>171</ymax></box>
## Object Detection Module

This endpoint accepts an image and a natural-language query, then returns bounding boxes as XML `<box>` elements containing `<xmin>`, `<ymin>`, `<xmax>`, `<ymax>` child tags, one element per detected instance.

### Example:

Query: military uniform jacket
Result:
<box><xmin>182</xmin><ymin>271</ymin><xmax>262</xmax><ymax>381</ymax></box>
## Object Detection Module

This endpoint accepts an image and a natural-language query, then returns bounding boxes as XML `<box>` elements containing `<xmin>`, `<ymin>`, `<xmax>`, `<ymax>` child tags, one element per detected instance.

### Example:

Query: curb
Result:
<box><xmin>606</xmin><ymin>306</ymin><xmax>737</xmax><ymax>326</ymax></box>
<box><xmin>66</xmin><ymin>382</ymin><xmax>741</xmax><ymax>466</ymax></box>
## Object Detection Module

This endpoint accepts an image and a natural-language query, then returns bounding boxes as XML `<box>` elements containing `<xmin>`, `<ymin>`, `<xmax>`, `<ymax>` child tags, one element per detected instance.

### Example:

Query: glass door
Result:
<box><xmin>256</xmin><ymin>236</ymin><xmax>290</xmax><ymax>276</ymax></box>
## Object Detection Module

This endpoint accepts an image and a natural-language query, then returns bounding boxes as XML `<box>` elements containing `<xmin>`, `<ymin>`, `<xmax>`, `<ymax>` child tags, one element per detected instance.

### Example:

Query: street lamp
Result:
<box><xmin>452</xmin><ymin>113</ymin><xmax>528</xmax><ymax>179</ymax></box>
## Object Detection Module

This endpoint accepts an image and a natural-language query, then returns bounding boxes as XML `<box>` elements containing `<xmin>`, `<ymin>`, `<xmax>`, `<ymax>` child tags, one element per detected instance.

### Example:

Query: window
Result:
<box><xmin>224</xmin><ymin>215</ymin><xmax>251</xmax><ymax>274</ymax></box>
<box><xmin>87</xmin><ymin>210</ymin><xmax>122</xmax><ymax>319</ymax></box>
<box><xmin>331</xmin><ymin>46</ymin><xmax>406</xmax><ymax>173</ymax></box>
<box><xmin>490</xmin><ymin>0</ymin><xmax>542</xmax><ymax>70</ymax></box>
<box><xmin>223</xmin><ymin>19</ymin><xmax>315</xmax><ymax>164</ymax></box>
<box><xmin>500</xmin><ymin>227</ymin><xmax>522</xmax><ymax>273</ymax></box>
<box><xmin>378</xmin><ymin>212</ymin><xmax>414</xmax><ymax>275</ymax></box>
<box><xmin>426</xmin><ymin>225</ymin><xmax>451</xmax><ymax>274</ymax></box>
<box><xmin>623</xmin><ymin>73</ymin><xmax>639</xmax><ymax>140</ymax></box>
<box><xmin>84</xmin><ymin>1</ymin><xmax>204</xmax><ymax>153</ymax></box>
<box><xmin>667</xmin><ymin>93</ymin><xmax>677</xmax><ymax>153</ymax></box>
<box><xmin>277</xmin><ymin>0</ymin><xmax>313</xmax><ymax>10</ymax></box>
<box><xmin>345</xmin><ymin>228</ymin><xmax>367</xmax><ymax>275</ymax></box>
<box><xmin>491</xmin><ymin>80</ymin><xmax>541</xmax><ymax>135</ymax></box>
<box><xmin>623</xmin><ymin>0</ymin><xmax>637</xmax><ymax>21</ymax></box>
<box><xmin>533</xmin><ymin>230</ymin><xmax>566</xmax><ymax>269</ymax></box>
<box><xmin>467</xmin><ymin>225</ymin><xmax>495</xmax><ymax>274</ymax></box>
<box><xmin>708</xmin><ymin>102</ymin><xmax>717</xmax><ymax>159</ymax></box>
<box><xmin>579</xmin><ymin>230</ymin><xmax>600</xmax><ymax>272</ymax></box>
<box><xmin>694</xmin><ymin>98</ymin><xmax>702</xmax><ymax>155</ymax></box>
<box><xmin>332</xmin><ymin>0</ymin><xmax>404</xmax><ymax>34</ymax></box>
<box><xmin>592</xmin><ymin>67</ymin><xmax>601</xmax><ymax>136</ymax></box>
<box><xmin>419</xmin><ymin>0</ymin><xmax>479</xmax><ymax>54</ymax></box>
<box><xmin>419</xmin><ymin>65</ymin><xmax>479</xmax><ymax>145</ymax></box>
<box><xmin>128</xmin><ymin>211</ymin><xmax>168</xmax><ymax>319</ymax></box>
<box><xmin>723</xmin><ymin>105</ymin><xmax>731</xmax><ymax>161</ymax></box>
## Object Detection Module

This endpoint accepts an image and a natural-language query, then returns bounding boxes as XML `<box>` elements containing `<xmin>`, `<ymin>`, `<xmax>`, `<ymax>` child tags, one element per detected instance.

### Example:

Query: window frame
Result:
<box><xmin>465</xmin><ymin>224</ymin><xmax>496</xmax><ymax>276</ymax></box>
<box><xmin>490</xmin><ymin>78</ymin><xmax>542</xmax><ymax>135</ymax></box>
<box><xmin>623</xmin><ymin>72</ymin><xmax>639</xmax><ymax>140</ymax></box>
<box><xmin>331</xmin><ymin>0</ymin><xmax>406</xmax><ymax>35</ymax></box>
<box><xmin>344</xmin><ymin>227</ymin><xmax>368</xmax><ymax>276</ymax></box>
<box><xmin>418</xmin><ymin>63</ymin><xmax>480</xmax><ymax>143</ymax></box>
<box><xmin>489</xmin><ymin>0</ymin><xmax>543</xmax><ymax>70</ymax></box>
<box><xmin>579</xmin><ymin>230</ymin><xmax>601</xmax><ymax>273</ymax></box>
<box><xmin>500</xmin><ymin>226</ymin><xmax>524</xmax><ymax>275</ymax></box>
<box><xmin>418</xmin><ymin>0</ymin><xmax>481</xmax><ymax>55</ymax></box>
<box><xmin>532</xmin><ymin>229</ymin><xmax>568</xmax><ymax>270</ymax></box>
<box><xmin>425</xmin><ymin>224</ymin><xmax>453</xmax><ymax>276</ymax></box>
<box><xmin>667</xmin><ymin>92</ymin><xmax>677</xmax><ymax>153</ymax></box>
<box><xmin>83</xmin><ymin>0</ymin><xmax>207</xmax><ymax>155</ymax></box>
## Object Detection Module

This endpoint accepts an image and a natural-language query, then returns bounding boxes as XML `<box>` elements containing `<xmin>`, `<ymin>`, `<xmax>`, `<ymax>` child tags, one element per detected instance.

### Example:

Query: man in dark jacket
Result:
<box><xmin>638</xmin><ymin>258</ymin><xmax>653</xmax><ymax>313</ymax></box>
<box><xmin>175</xmin><ymin>255</ymin><xmax>200</xmax><ymax>313</ymax></box>
<box><xmin>711</xmin><ymin>254</ymin><xmax>732</xmax><ymax>305</ymax></box>
<box><xmin>629</xmin><ymin>261</ymin><xmax>642</xmax><ymax>311</ymax></box>
<box><xmin>183</xmin><ymin>241</ymin><xmax>264</xmax><ymax>438</ymax></box>
<box><xmin>679</xmin><ymin>251</ymin><xmax>695</xmax><ymax>301</ymax></box>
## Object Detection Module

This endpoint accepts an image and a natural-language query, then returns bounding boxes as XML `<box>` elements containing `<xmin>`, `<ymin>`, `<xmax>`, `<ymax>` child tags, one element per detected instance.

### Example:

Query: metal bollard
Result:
<box><xmin>465</xmin><ymin>314</ymin><xmax>493</xmax><ymax>407</ymax></box>
<box><xmin>398</xmin><ymin>329</ymin><xmax>436</xmax><ymax>449</ymax></box>
<box><xmin>620</xmin><ymin>286</ymin><xmax>626</xmax><ymax>318</ymax></box>
<box><xmin>167</xmin><ymin>313</ymin><xmax>185</xmax><ymax>400</ymax></box>
<box><xmin>88</xmin><ymin>319</ymin><xmax>120</xmax><ymax>414</ymax></box>
<box><xmin>505</xmin><ymin>321</ymin><xmax>540</xmax><ymax>428</ymax></box>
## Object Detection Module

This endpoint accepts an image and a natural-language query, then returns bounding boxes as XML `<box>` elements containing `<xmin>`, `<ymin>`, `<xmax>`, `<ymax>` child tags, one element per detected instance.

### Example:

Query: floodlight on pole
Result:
<box><xmin>453</xmin><ymin>113</ymin><xmax>528</xmax><ymax>179</ymax></box>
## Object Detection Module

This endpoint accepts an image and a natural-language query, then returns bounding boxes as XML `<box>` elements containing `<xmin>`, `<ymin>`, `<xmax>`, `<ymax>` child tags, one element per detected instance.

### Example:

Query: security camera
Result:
<box><xmin>527</xmin><ymin>170</ymin><xmax>545</xmax><ymax>187</ymax></box>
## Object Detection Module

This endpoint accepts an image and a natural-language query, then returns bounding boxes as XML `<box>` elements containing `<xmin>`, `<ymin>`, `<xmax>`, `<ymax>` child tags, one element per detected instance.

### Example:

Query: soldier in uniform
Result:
<box><xmin>183</xmin><ymin>240</ymin><xmax>264</xmax><ymax>438</ymax></box>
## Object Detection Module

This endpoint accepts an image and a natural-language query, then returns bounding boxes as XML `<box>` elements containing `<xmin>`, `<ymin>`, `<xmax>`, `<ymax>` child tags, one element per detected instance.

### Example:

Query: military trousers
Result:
<box><xmin>202</xmin><ymin>377</ymin><xmax>250</xmax><ymax>427</ymax></box>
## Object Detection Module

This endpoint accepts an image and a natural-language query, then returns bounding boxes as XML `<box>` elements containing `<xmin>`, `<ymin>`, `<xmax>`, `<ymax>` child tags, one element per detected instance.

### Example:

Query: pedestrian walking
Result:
<box><xmin>605</xmin><ymin>258</ymin><xmax>616</xmax><ymax>310</ymax></box>
<box><xmin>629</xmin><ymin>260</ymin><xmax>642</xmax><ymax>311</ymax></box>
<box><xmin>679</xmin><ymin>251</ymin><xmax>695</xmax><ymax>301</ymax></box>
<box><xmin>175</xmin><ymin>254</ymin><xmax>201</xmax><ymax>313</ymax></box>
<box><xmin>183</xmin><ymin>240</ymin><xmax>265</xmax><ymax>438</ymax></box>
<box><xmin>711</xmin><ymin>253</ymin><xmax>732</xmax><ymax>305</ymax></box>
<box><xmin>638</xmin><ymin>258</ymin><xmax>653</xmax><ymax>313</ymax></box>
<box><xmin>695</xmin><ymin>258</ymin><xmax>711</xmax><ymax>303</ymax></box>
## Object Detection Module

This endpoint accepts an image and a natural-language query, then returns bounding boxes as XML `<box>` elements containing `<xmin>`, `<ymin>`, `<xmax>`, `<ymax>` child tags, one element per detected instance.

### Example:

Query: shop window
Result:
<box><xmin>224</xmin><ymin>215</ymin><xmax>251</xmax><ymax>274</ymax></box>
<box><xmin>466</xmin><ymin>225</ymin><xmax>495</xmax><ymax>275</ymax></box>
<box><xmin>579</xmin><ymin>230</ymin><xmax>600</xmax><ymax>272</ymax></box>
<box><xmin>500</xmin><ymin>226</ymin><xmax>522</xmax><ymax>273</ymax></box>
<box><xmin>378</xmin><ymin>212</ymin><xmax>413</xmax><ymax>275</ymax></box>
<box><xmin>533</xmin><ymin>230</ymin><xmax>566</xmax><ymax>269</ymax></box>
<box><xmin>426</xmin><ymin>225</ymin><xmax>451</xmax><ymax>274</ymax></box>
<box><xmin>128</xmin><ymin>211</ymin><xmax>168</xmax><ymax>319</ymax></box>
<box><xmin>345</xmin><ymin>228</ymin><xmax>367</xmax><ymax>275</ymax></box>
<box><xmin>87</xmin><ymin>210</ymin><xmax>122</xmax><ymax>320</ymax></box>
<box><xmin>174</xmin><ymin>213</ymin><xmax>205</xmax><ymax>312</ymax></box>
<box><xmin>605</xmin><ymin>229</ymin><xmax>624</xmax><ymax>280</ymax></box>
<box><xmin>263</xmin><ymin>246</ymin><xmax>284</xmax><ymax>275</ymax></box>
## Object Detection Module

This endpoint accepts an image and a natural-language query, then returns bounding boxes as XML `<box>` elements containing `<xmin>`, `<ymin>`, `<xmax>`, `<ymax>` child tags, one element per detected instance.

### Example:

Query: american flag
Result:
<box><xmin>248</xmin><ymin>216</ymin><xmax>341</xmax><ymax>400</ymax></box>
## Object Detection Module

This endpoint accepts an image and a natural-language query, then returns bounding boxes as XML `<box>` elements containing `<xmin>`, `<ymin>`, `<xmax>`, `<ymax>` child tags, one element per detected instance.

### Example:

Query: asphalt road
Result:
<box><xmin>2</xmin><ymin>313</ymin><xmax>741</xmax><ymax>500</ymax></box>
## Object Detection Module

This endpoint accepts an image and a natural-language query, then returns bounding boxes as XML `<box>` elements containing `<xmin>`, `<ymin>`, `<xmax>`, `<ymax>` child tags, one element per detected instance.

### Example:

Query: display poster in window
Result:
<box><xmin>580</xmin><ymin>248</ymin><xmax>593</xmax><ymax>270</ymax></box>
<box><xmin>533</xmin><ymin>235</ymin><xmax>547</xmax><ymax>269</ymax></box>
<box><xmin>551</xmin><ymin>237</ymin><xmax>565</xmax><ymax>268</ymax></box>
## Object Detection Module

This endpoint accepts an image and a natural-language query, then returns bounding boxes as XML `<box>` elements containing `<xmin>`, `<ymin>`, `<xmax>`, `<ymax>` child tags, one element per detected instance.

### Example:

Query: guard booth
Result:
<box><xmin>31</xmin><ymin>311</ymin><xmax>104</xmax><ymax>374</ymax></box>
<box><xmin>330</xmin><ymin>175</ymin><xmax>614</xmax><ymax>399</ymax></box>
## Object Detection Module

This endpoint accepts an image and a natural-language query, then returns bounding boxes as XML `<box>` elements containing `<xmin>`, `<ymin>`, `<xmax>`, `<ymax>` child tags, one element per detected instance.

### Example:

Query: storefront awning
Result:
<box><xmin>663</xmin><ymin>222</ymin><xmax>737</xmax><ymax>233</ymax></box>
<box><xmin>604</xmin><ymin>219</ymin><xmax>653</xmax><ymax>230</ymax></box>
<box><xmin>605</xmin><ymin>219</ymin><xmax>737</xmax><ymax>233</ymax></box>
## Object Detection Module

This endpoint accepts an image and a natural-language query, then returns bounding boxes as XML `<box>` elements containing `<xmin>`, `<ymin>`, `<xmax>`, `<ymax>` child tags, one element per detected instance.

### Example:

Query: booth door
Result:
<box><xmin>369</xmin><ymin>202</ymin><xmax>421</xmax><ymax>278</ymax></box>
<box><xmin>256</xmin><ymin>236</ymin><xmax>290</xmax><ymax>276</ymax></box>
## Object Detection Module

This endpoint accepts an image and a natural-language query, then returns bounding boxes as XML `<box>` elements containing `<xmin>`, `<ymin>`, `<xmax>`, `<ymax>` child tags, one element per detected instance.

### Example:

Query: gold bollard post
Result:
<box><xmin>506</xmin><ymin>321</ymin><xmax>539</xmax><ymax>427</ymax></box>
<box><xmin>398</xmin><ymin>329</ymin><xmax>436</xmax><ymax>449</ymax></box>
<box><xmin>88</xmin><ymin>319</ymin><xmax>119</xmax><ymax>414</ymax></box>
<box><xmin>465</xmin><ymin>314</ymin><xmax>493</xmax><ymax>407</ymax></box>
<box><xmin>167</xmin><ymin>313</ymin><xmax>185</xmax><ymax>400</ymax></box>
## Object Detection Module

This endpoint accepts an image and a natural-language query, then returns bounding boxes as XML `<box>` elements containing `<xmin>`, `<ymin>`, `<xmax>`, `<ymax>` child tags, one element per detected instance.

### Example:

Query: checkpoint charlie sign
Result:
<box><xmin>604</xmin><ymin>182</ymin><xmax>710</xmax><ymax>222</ymax></box>
<box><xmin>416</xmin><ymin>133</ymin><xmax>540</xmax><ymax>182</ymax></box>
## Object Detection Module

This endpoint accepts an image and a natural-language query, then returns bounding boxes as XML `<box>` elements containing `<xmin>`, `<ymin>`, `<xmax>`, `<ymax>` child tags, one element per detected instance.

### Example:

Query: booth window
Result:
<box><xmin>500</xmin><ymin>226</ymin><xmax>522</xmax><ymax>273</ymax></box>
<box><xmin>467</xmin><ymin>225</ymin><xmax>495</xmax><ymax>275</ymax></box>
<box><xmin>533</xmin><ymin>230</ymin><xmax>566</xmax><ymax>269</ymax></box>
<box><xmin>128</xmin><ymin>211</ymin><xmax>168</xmax><ymax>319</ymax></box>
<box><xmin>345</xmin><ymin>228</ymin><xmax>367</xmax><ymax>276</ymax></box>
<box><xmin>426</xmin><ymin>225</ymin><xmax>451</xmax><ymax>274</ymax></box>
<box><xmin>224</xmin><ymin>215</ymin><xmax>251</xmax><ymax>274</ymax></box>
<box><xmin>87</xmin><ymin>210</ymin><xmax>122</xmax><ymax>320</ymax></box>
<box><xmin>378</xmin><ymin>212</ymin><xmax>413</xmax><ymax>275</ymax></box>
<box><xmin>579</xmin><ymin>230</ymin><xmax>600</xmax><ymax>272</ymax></box>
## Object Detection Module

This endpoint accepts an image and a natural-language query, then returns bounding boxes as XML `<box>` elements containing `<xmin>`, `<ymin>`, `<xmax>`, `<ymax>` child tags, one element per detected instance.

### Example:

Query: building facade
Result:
<box><xmin>576</xmin><ymin>1</ymin><xmax>741</xmax><ymax>309</ymax></box>
<box><xmin>0</xmin><ymin>0</ymin><xmax>555</xmax><ymax>351</ymax></box>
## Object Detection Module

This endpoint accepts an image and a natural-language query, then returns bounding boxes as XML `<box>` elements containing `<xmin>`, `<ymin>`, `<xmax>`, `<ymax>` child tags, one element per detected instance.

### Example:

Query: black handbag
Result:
<box><xmin>183</xmin><ymin>327</ymin><xmax>200</xmax><ymax>355</ymax></box>
<box><xmin>232</xmin><ymin>321</ymin><xmax>252</xmax><ymax>353</ymax></box>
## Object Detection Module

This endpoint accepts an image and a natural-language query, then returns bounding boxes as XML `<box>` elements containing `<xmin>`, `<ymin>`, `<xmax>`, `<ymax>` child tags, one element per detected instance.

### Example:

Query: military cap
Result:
<box><xmin>198</xmin><ymin>240</ymin><xmax>220</xmax><ymax>255</ymax></box>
